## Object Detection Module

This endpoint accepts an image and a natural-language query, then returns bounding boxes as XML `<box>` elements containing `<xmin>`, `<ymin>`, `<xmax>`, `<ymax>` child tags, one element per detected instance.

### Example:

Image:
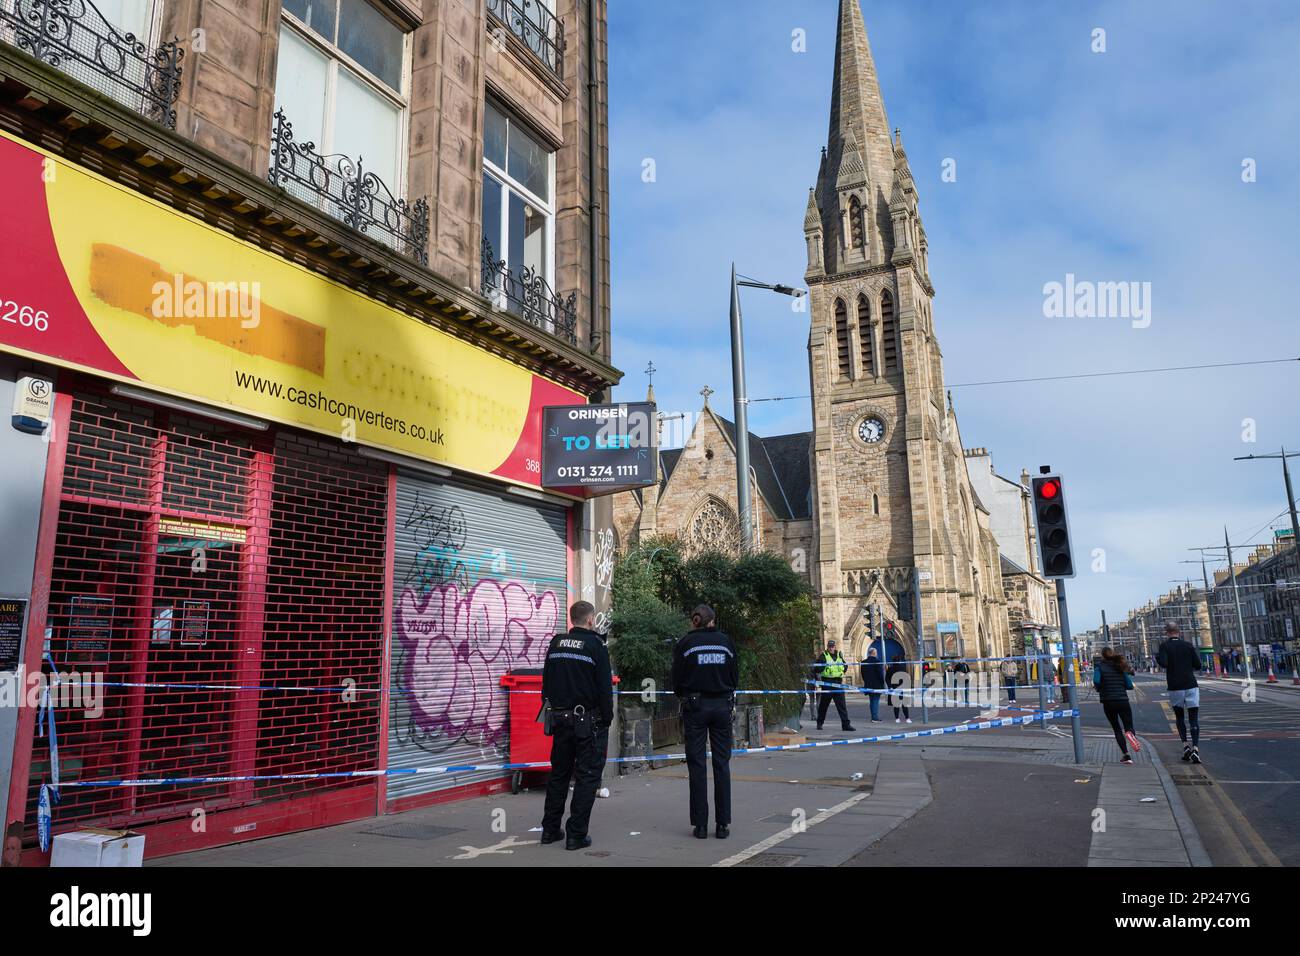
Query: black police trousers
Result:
<box><xmin>683</xmin><ymin>697</ymin><xmax>733</xmax><ymax>828</ymax></box>
<box><xmin>817</xmin><ymin>679</ymin><xmax>851</xmax><ymax>729</ymax></box>
<box><xmin>541</xmin><ymin>722</ymin><xmax>608</xmax><ymax>839</ymax></box>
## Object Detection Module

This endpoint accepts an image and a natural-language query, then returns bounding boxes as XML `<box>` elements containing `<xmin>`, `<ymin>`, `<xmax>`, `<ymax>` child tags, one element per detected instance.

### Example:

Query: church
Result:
<box><xmin>614</xmin><ymin>0</ymin><xmax>1014</xmax><ymax>665</ymax></box>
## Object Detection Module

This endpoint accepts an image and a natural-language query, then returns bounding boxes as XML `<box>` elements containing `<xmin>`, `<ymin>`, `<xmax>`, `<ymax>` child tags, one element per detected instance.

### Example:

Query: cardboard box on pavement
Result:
<box><xmin>51</xmin><ymin>828</ymin><xmax>145</xmax><ymax>867</ymax></box>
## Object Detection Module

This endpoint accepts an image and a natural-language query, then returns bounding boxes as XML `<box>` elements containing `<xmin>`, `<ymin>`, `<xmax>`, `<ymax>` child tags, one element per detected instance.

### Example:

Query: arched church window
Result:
<box><xmin>849</xmin><ymin>196</ymin><xmax>866</xmax><ymax>249</ymax></box>
<box><xmin>880</xmin><ymin>289</ymin><xmax>898</xmax><ymax>374</ymax></box>
<box><xmin>688</xmin><ymin>496</ymin><xmax>740</xmax><ymax>555</ymax></box>
<box><xmin>834</xmin><ymin>299</ymin><xmax>851</xmax><ymax>381</ymax></box>
<box><xmin>872</xmin><ymin>493</ymin><xmax>880</xmax><ymax>515</ymax></box>
<box><xmin>857</xmin><ymin>294</ymin><xmax>874</xmax><ymax>377</ymax></box>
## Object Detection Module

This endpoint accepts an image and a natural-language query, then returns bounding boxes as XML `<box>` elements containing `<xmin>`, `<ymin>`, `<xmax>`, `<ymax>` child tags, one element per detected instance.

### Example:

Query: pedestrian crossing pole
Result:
<box><xmin>1055</xmin><ymin>579</ymin><xmax>1085</xmax><ymax>763</ymax></box>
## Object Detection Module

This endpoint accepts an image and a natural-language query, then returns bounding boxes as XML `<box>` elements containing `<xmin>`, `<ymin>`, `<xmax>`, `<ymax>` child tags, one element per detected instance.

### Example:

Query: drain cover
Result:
<box><xmin>1170</xmin><ymin>775</ymin><xmax>1213</xmax><ymax>787</ymax></box>
<box><xmin>358</xmin><ymin>822</ymin><xmax>465</xmax><ymax>840</ymax></box>
<box><xmin>738</xmin><ymin>852</ymin><xmax>803</xmax><ymax>867</ymax></box>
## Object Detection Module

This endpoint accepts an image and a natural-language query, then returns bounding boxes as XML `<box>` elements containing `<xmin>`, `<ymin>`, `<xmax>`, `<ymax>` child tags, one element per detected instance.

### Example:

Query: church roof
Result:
<box><xmin>1001</xmin><ymin>554</ymin><xmax>1029</xmax><ymax>576</ymax></box>
<box><xmin>659</xmin><ymin>447</ymin><xmax>683</xmax><ymax>486</ymax></box>
<box><xmin>715</xmin><ymin>416</ymin><xmax>813</xmax><ymax>521</ymax></box>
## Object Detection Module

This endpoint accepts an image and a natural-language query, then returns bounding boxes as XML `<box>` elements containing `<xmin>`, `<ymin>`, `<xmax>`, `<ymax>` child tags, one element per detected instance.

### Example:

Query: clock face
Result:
<box><xmin>857</xmin><ymin>417</ymin><xmax>885</xmax><ymax>444</ymax></box>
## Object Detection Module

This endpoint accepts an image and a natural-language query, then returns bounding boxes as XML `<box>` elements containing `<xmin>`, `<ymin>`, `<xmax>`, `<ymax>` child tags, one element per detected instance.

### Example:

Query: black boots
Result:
<box><xmin>716</xmin><ymin>824</ymin><xmax>730</xmax><ymax>839</ymax></box>
<box><xmin>565</xmin><ymin>835</ymin><xmax>592</xmax><ymax>851</ymax></box>
<box><xmin>693</xmin><ymin>825</ymin><xmax>708</xmax><ymax>839</ymax></box>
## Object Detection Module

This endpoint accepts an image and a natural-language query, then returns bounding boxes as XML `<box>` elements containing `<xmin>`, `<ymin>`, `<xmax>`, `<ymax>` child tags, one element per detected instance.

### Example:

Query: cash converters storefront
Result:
<box><xmin>0</xmin><ymin>130</ymin><xmax>594</xmax><ymax>862</ymax></box>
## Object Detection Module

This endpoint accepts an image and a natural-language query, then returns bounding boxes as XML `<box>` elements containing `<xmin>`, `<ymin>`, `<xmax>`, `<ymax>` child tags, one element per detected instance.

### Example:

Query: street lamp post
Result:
<box><xmin>729</xmin><ymin>264</ymin><xmax>805</xmax><ymax>552</ymax></box>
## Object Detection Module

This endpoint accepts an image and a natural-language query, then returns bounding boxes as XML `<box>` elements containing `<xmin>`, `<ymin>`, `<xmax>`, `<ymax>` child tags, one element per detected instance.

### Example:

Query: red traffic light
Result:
<box><xmin>1038</xmin><ymin>479</ymin><xmax>1060</xmax><ymax>499</ymax></box>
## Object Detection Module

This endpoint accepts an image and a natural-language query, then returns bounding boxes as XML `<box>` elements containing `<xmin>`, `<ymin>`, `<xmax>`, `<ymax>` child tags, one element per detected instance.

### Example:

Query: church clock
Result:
<box><xmin>857</xmin><ymin>416</ymin><xmax>885</xmax><ymax>445</ymax></box>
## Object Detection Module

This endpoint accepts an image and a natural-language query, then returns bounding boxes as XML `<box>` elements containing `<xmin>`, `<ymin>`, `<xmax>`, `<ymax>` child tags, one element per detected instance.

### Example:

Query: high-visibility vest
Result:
<box><xmin>822</xmin><ymin>652</ymin><xmax>846</xmax><ymax>679</ymax></box>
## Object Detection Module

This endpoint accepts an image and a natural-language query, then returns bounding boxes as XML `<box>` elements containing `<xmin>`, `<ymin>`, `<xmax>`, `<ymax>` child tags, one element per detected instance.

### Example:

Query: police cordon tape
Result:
<box><xmin>808</xmin><ymin>652</ymin><xmax>1086</xmax><ymax>667</ymax></box>
<box><xmin>53</xmin><ymin>708</ymin><xmax>1079</xmax><ymax>788</ymax></box>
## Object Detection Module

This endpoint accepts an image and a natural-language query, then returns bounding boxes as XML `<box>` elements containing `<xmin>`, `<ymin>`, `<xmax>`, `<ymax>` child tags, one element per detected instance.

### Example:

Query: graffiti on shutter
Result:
<box><xmin>388</xmin><ymin>474</ymin><xmax>569</xmax><ymax>800</ymax></box>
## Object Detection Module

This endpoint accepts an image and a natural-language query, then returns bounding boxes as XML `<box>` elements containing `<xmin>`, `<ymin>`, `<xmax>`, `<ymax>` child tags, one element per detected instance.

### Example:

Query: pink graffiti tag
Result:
<box><xmin>395</xmin><ymin>579</ymin><xmax>559</xmax><ymax>750</ymax></box>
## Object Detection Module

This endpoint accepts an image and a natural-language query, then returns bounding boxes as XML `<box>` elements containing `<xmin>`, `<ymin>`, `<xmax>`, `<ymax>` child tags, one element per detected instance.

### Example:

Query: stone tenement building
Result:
<box><xmin>0</xmin><ymin>0</ymin><xmax>617</xmax><ymax>862</ymax></box>
<box><xmin>617</xmin><ymin>0</ymin><xmax>1011</xmax><ymax>665</ymax></box>
<box><xmin>964</xmin><ymin>449</ymin><xmax>1060</xmax><ymax>663</ymax></box>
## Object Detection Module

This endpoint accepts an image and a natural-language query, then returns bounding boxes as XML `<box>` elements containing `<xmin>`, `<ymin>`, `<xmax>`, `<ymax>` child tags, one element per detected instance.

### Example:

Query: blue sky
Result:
<box><xmin>605</xmin><ymin>0</ymin><xmax>1300</xmax><ymax>631</ymax></box>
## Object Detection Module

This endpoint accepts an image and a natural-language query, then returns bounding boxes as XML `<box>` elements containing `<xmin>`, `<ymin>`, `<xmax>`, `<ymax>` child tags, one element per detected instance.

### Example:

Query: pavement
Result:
<box><xmin>152</xmin><ymin>690</ymin><xmax>1207</xmax><ymax>868</ymax></box>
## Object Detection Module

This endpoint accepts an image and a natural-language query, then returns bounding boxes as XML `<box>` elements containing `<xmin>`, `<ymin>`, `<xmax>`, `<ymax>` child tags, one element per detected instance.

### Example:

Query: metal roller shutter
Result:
<box><xmin>388</xmin><ymin>472</ymin><xmax>569</xmax><ymax>801</ymax></box>
<box><xmin>26</xmin><ymin>389</ymin><xmax>387</xmax><ymax>848</ymax></box>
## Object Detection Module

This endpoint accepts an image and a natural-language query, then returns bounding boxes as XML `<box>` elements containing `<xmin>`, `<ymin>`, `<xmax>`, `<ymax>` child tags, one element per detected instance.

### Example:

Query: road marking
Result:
<box><xmin>713</xmin><ymin>791</ymin><xmax>869</xmax><ymax>868</ymax></box>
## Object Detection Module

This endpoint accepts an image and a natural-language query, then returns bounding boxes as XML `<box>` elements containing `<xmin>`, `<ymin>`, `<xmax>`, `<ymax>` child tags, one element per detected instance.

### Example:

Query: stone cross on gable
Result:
<box><xmin>700</xmin><ymin>385</ymin><xmax>714</xmax><ymax>407</ymax></box>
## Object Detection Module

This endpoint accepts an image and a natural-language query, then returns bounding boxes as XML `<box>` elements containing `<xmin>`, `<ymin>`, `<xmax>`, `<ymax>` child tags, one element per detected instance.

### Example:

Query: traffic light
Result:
<box><xmin>864</xmin><ymin>603</ymin><xmax>882</xmax><ymax>641</ymax></box>
<box><xmin>1031</xmin><ymin>473</ymin><xmax>1075</xmax><ymax>578</ymax></box>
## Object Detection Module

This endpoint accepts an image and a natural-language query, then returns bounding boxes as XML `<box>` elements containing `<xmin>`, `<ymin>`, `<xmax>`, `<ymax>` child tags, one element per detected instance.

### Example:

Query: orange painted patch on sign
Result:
<box><xmin>88</xmin><ymin>244</ymin><xmax>326</xmax><ymax>375</ymax></box>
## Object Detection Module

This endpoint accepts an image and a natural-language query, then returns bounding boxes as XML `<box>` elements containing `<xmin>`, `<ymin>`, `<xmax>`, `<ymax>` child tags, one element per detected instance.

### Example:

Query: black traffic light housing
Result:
<box><xmin>1031</xmin><ymin>473</ymin><xmax>1075</xmax><ymax>579</ymax></box>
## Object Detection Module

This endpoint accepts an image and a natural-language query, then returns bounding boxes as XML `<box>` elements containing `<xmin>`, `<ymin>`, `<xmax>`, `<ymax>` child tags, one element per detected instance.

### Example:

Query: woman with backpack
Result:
<box><xmin>1093</xmin><ymin>647</ymin><xmax>1141</xmax><ymax>764</ymax></box>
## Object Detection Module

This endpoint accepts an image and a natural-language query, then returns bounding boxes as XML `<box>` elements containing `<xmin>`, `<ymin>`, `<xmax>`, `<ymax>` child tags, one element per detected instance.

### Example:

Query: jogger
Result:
<box><xmin>1157</xmin><ymin>622</ymin><xmax>1203</xmax><ymax>764</ymax></box>
<box><xmin>1093</xmin><ymin>646</ymin><xmax>1139</xmax><ymax>763</ymax></box>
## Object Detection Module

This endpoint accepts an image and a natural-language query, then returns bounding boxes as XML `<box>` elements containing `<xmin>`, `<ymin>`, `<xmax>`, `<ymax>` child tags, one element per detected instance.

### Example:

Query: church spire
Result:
<box><xmin>825</xmin><ymin>0</ymin><xmax>895</xmax><ymax>193</ymax></box>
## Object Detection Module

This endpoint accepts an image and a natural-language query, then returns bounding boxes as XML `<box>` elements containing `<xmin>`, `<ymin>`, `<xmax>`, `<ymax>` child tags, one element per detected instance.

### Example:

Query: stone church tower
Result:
<box><xmin>804</xmin><ymin>0</ymin><xmax>1008</xmax><ymax>663</ymax></box>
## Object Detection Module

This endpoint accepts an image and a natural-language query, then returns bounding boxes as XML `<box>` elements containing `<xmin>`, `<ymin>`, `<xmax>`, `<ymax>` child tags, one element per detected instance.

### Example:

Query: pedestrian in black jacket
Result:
<box><xmin>1156</xmin><ymin>622</ymin><xmax>1203</xmax><ymax>764</ymax></box>
<box><xmin>1092</xmin><ymin>647</ymin><xmax>1139</xmax><ymax>764</ymax></box>
<box><xmin>859</xmin><ymin>647</ymin><xmax>887</xmax><ymax>722</ymax></box>
<box><xmin>540</xmin><ymin>601</ymin><xmax>613</xmax><ymax>850</ymax></box>
<box><xmin>673</xmin><ymin>604</ymin><xmax>739</xmax><ymax>839</ymax></box>
<box><xmin>887</xmin><ymin>661</ymin><xmax>912</xmax><ymax>723</ymax></box>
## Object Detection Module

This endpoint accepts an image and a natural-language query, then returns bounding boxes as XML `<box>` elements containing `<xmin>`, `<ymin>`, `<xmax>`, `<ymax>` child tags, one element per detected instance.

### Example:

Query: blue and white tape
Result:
<box><xmin>55</xmin><ymin>709</ymin><xmax>1079</xmax><ymax>788</ymax></box>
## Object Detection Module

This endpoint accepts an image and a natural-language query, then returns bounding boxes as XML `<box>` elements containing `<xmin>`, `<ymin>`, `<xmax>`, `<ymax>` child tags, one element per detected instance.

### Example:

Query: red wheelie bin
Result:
<box><xmin>499</xmin><ymin>669</ymin><xmax>620</xmax><ymax>794</ymax></box>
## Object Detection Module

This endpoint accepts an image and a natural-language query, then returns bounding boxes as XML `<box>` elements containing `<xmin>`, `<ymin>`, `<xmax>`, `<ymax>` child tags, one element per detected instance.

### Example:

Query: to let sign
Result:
<box><xmin>542</xmin><ymin>402</ymin><xmax>657</xmax><ymax>492</ymax></box>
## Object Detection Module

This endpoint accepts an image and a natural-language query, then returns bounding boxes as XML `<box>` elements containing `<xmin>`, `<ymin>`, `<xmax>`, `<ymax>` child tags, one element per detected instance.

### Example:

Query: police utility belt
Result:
<box><xmin>681</xmin><ymin>691</ymin><xmax>735</xmax><ymax>713</ymax></box>
<box><xmin>541</xmin><ymin>701</ymin><xmax>602</xmax><ymax>739</ymax></box>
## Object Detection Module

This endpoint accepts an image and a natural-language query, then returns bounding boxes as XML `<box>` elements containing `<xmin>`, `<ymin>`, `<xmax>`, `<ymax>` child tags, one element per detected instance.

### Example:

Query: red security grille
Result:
<box><xmin>23</xmin><ymin>390</ymin><xmax>388</xmax><ymax>845</ymax></box>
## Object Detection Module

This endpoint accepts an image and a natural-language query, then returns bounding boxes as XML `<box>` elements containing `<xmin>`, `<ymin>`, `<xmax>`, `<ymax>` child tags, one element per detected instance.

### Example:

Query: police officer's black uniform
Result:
<box><xmin>672</xmin><ymin>624</ymin><xmax>739</xmax><ymax>837</ymax></box>
<box><xmin>540</xmin><ymin>625</ymin><xmax>613</xmax><ymax>849</ymax></box>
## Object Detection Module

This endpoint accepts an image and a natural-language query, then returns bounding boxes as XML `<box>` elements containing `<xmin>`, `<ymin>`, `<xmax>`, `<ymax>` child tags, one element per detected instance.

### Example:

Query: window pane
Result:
<box><xmin>282</xmin><ymin>0</ymin><xmax>338</xmax><ymax>42</ymax></box>
<box><xmin>507</xmin><ymin>120</ymin><xmax>550</xmax><ymax>203</ymax></box>
<box><xmin>338</xmin><ymin>0</ymin><xmax>404</xmax><ymax>92</ymax></box>
<box><xmin>484</xmin><ymin>103</ymin><xmax>507</xmax><ymax>171</ymax></box>
<box><xmin>96</xmin><ymin>0</ymin><xmax>151</xmax><ymax>39</ymax></box>
<box><xmin>508</xmin><ymin>189</ymin><xmax>547</xmax><ymax>284</ymax></box>
<box><xmin>482</xmin><ymin>173</ymin><xmax>503</xmax><ymax>263</ymax></box>
<box><xmin>275</xmin><ymin>27</ymin><xmax>330</xmax><ymax>149</ymax></box>
<box><xmin>333</xmin><ymin>67</ymin><xmax>401</xmax><ymax>189</ymax></box>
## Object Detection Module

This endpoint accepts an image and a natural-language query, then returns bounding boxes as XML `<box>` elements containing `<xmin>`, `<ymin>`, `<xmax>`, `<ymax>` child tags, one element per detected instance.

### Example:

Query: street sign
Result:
<box><xmin>542</xmin><ymin>402</ymin><xmax>658</xmax><ymax>492</ymax></box>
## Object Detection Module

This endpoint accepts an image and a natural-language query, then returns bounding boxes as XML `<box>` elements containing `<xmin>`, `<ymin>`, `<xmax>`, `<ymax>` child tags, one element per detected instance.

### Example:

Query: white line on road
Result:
<box><xmin>712</xmin><ymin>791</ymin><xmax>869</xmax><ymax>868</ymax></box>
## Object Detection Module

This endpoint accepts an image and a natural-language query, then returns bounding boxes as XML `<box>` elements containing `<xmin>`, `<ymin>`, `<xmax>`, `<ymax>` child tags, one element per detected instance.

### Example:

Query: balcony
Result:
<box><xmin>486</xmin><ymin>0</ymin><xmax>565</xmax><ymax>81</ymax></box>
<box><xmin>481</xmin><ymin>237</ymin><xmax>578</xmax><ymax>346</ymax></box>
<box><xmin>268</xmin><ymin>108</ymin><xmax>429</xmax><ymax>267</ymax></box>
<box><xmin>0</xmin><ymin>0</ymin><xmax>182</xmax><ymax>129</ymax></box>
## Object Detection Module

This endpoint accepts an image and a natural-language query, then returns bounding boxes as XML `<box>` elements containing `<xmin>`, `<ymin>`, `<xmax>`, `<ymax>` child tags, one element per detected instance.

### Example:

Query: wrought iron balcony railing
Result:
<box><xmin>486</xmin><ymin>0</ymin><xmax>565</xmax><ymax>80</ymax></box>
<box><xmin>0</xmin><ymin>0</ymin><xmax>183</xmax><ymax>128</ymax></box>
<box><xmin>268</xmin><ymin>108</ymin><xmax>429</xmax><ymax>266</ymax></box>
<box><xmin>481</xmin><ymin>237</ymin><xmax>578</xmax><ymax>346</ymax></box>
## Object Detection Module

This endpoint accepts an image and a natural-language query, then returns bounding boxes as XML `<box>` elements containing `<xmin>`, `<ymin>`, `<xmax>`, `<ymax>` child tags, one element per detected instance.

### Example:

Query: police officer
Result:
<box><xmin>672</xmin><ymin>604</ymin><xmax>739</xmax><ymax>839</ymax></box>
<box><xmin>540</xmin><ymin>600</ymin><xmax>613</xmax><ymax>850</ymax></box>
<box><xmin>815</xmin><ymin>639</ymin><xmax>856</xmax><ymax>732</ymax></box>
